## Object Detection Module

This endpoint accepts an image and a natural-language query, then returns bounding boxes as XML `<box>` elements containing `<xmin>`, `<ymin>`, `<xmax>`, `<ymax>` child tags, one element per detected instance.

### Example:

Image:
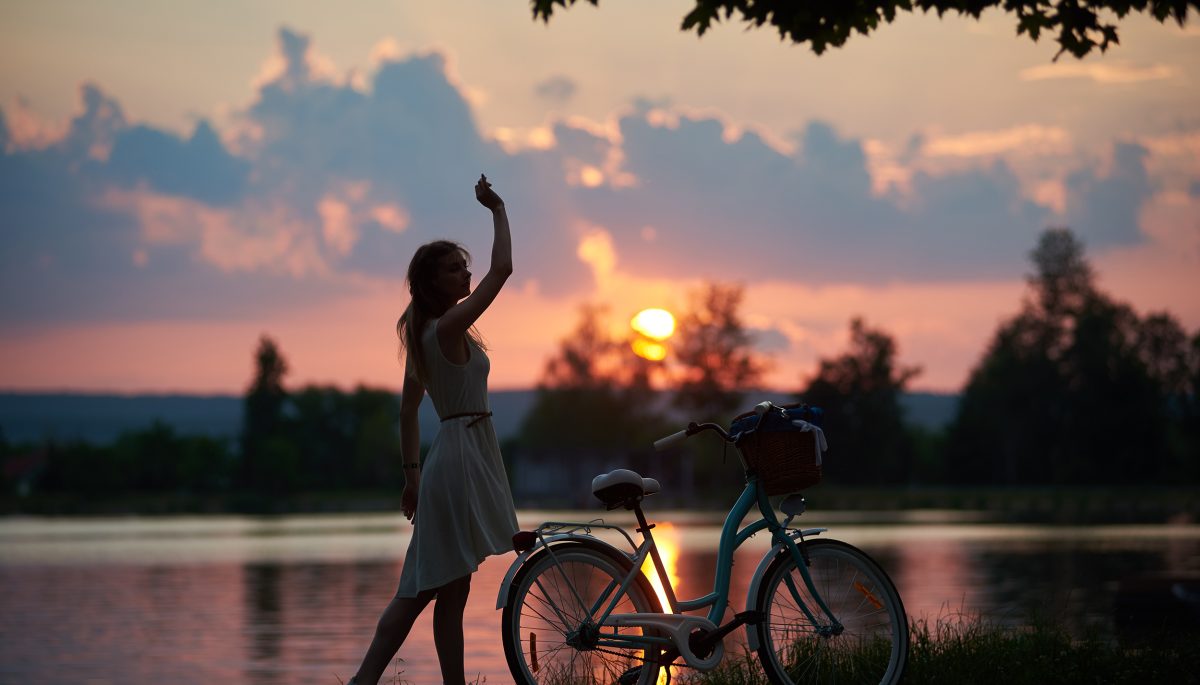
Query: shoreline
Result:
<box><xmin>3</xmin><ymin>485</ymin><xmax>1196</xmax><ymax>525</ymax></box>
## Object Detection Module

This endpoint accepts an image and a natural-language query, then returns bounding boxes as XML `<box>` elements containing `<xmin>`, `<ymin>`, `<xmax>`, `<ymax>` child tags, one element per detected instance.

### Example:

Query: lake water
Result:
<box><xmin>1</xmin><ymin>510</ymin><xmax>1196</xmax><ymax>684</ymax></box>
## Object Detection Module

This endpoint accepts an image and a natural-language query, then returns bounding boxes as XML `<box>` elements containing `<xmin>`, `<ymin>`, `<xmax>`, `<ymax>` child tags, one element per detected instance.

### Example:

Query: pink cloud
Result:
<box><xmin>3</xmin><ymin>97</ymin><xmax>68</xmax><ymax>151</ymax></box>
<box><xmin>318</xmin><ymin>196</ymin><xmax>357</xmax><ymax>256</ymax></box>
<box><xmin>370</xmin><ymin>204</ymin><xmax>410</xmax><ymax>233</ymax></box>
<box><xmin>1019</xmin><ymin>61</ymin><xmax>1177</xmax><ymax>84</ymax></box>
<box><xmin>97</xmin><ymin>186</ymin><xmax>331</xmax><ymax>277</ymax></box>
<box><xmin>922</xmin><ymin>125</ymin><xmax>1071</xmax><ymax>158</ymax></box>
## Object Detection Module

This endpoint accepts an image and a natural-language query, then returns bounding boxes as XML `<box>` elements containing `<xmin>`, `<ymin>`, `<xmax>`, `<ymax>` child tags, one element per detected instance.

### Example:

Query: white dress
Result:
<box><xmin>396</xmin><ymin>319</ymin><xmax>519</xmax><ymax>597</ymax></box>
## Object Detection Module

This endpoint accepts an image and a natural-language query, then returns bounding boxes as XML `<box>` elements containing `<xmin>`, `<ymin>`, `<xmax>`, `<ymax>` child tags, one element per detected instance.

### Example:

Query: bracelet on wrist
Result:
<box><xmin>404</xmin><ymin>462</ymin><xmax>420</xmax><ymax>468</ymax></box>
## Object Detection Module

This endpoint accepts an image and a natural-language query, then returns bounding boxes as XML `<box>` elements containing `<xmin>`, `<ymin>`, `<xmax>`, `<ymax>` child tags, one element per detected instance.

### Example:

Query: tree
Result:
<box><xmin>673</xmin><ymin>283</ymin><xmax>767</xmax><ymax>423</ymax></box>
<box><xmin>239</xmin><ymin>335</ymin><xmax>295</xmax><ymax>493</ymax></box>
<box><xmin>244</xmin><ymin>335</ymin><xmax>288</xmax><ymax>437</ymax></box>
<box><xmin>520</xmin><ymin>304</ymin><xmax>666</xmax><ymax>449</ymax></box>
<box><xmin>800</xmin><ymin>318</ymin><xmax>921</xmax><ymax>485</ymax></box>
<box><xmin>540</xmin><ymin>303</ymin><xmax>623</xmax><ymax>393</ymax></box>
<box><xmin>287</xmin><ymin>384</ymin><xmax>402</xmax><ymax>491</ymax></box>
<box><xmin>946</xmin><ymin>228</ymin><xmax>1198</xmax><ymax>485</ymax></box>
<box><xmin>532</xmin><ymin>0</ymin><xmax>1199</xmax><ymax>59</ymax></box>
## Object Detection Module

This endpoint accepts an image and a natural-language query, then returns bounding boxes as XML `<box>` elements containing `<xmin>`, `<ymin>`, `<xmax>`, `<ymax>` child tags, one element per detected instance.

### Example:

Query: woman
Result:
<box><xmin>349</xmin><ymin>175</ymin><xmax>517</xmax><ymax>685</ymax></box>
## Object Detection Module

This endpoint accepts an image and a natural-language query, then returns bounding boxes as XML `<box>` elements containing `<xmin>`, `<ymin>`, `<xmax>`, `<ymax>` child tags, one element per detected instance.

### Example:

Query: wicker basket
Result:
<box><xmin>733</xmin><ymin>406</ymin><xmax>823</xmax><ymax>495</ymax></box>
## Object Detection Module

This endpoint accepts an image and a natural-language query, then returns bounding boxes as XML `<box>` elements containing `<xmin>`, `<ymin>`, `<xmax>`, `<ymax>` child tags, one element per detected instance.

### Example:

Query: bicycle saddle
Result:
<box><xmin>591</xmin><ymin>469</ymin><xmax>660</xmax><ymax>508</ymax></box>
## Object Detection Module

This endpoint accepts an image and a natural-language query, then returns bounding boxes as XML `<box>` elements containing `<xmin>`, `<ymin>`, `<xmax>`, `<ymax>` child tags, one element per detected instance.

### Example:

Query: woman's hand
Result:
<box><xmin>475</xmin><ymin>174</ymin><xmax>504</xmax><ymax>211</ymax></box>
<box><xmin>401</xmin><ymin>482</ymin><xmax>419</xmax><ymax>522</ymax></box>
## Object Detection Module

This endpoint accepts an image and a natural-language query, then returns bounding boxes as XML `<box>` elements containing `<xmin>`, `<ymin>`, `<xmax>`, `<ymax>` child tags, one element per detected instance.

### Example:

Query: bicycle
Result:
<box><xmin>496</xmin><ymin>401</ymin><xmax>909</xmax><ymax>684</ymax></box>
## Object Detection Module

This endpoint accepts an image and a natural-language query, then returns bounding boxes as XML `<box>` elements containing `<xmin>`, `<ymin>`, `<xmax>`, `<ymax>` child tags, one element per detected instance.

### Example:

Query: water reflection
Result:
<box><xmin>0</xmin><ymin>514</ymin><xmax>1196</xmax><ymax>684</ymax></box>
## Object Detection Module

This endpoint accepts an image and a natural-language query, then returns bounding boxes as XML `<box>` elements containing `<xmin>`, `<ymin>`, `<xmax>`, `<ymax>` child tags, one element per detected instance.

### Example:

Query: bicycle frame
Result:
<box><xmin>636</xmin><ymin>475</ymin><xmax>842</xmax><ymax>631</ymax></box>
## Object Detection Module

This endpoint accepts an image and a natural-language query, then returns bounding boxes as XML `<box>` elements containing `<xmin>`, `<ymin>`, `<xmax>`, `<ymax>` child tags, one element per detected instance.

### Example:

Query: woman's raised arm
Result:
<box><xmin>438</xmin><ymin>175</ymin><xmax>511</xmax><ymax>343</ymax></box>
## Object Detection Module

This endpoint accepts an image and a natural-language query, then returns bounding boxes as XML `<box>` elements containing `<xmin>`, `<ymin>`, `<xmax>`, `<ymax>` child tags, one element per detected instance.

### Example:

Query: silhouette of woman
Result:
<box><xmin>348</xmin><ymin>175</ymin><xmax>518</xmax><ymax>685</ymax></box>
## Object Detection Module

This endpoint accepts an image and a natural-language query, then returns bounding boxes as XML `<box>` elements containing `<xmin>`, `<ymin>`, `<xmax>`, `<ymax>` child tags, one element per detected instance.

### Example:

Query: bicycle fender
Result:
<box><xmin>743</xmin><ymin>528</ymin><xmax>827</xmax><ymax>650</ymax></box>
<box><xmin>494</xmin><ymin>533</ymin><xmax>635</xmax><ymax>610</ymax></box>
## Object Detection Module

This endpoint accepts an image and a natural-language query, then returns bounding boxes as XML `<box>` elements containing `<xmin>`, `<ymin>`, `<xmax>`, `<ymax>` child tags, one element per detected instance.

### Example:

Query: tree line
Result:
<box><xmin>1</xmin><ymin>340</ymin><xmax>411</xmax><ymax>509</ymax></box>
<box><xmin>2</xmin><ymin>228</ymin><xmax>1197</xmax><ymax>510</ymax></box>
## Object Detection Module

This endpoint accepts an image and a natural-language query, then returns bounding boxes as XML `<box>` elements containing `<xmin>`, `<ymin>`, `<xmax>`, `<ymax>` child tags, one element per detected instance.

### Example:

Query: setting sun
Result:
<box><xmin>631</xmin><ymin>308</ymin><xmax>676</xmax><ymax>341</ymax></box>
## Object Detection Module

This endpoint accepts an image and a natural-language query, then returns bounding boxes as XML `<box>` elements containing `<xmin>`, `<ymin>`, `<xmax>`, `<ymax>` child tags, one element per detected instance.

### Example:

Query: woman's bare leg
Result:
<box><xmin>432</xmin><ymin>574</ymin><xmax>472</xmax><ymax>685</ymax></box>
<box><xmin>352</xmin><ymin>587</ymin><xmax>436</xmax><ymax>685</ymax></box>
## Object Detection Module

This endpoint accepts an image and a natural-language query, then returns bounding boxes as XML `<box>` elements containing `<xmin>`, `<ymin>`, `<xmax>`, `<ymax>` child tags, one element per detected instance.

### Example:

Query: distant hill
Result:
<box><xmin>0</xmin><ymin>389</ymin><xmax>956</xmax><ymax>445</ymax></box>
<box><xmin>0</xmin><ymin>390</ymin><xmax>539</xmax><ymax>445</ymax></box>
<box><xmin>0</xmin><ymin>393</ymin><xmax>244</xmax><ymax>445</ymax></box>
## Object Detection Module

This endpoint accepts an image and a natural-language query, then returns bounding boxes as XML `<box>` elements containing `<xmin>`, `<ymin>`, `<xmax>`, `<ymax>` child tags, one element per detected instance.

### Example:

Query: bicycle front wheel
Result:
<box><xmin>755</xmin><ymin>538</ymin><xmax>908</xmax><ymax>685</ymax></box>
<box><xmin>502</xmin><ymin>540</ymin><xmax>664</xmax><ymax>685</ymax></box>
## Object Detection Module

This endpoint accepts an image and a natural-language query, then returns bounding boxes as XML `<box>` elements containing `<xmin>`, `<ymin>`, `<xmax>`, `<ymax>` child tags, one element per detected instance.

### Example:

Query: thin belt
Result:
<box><xmin>440</xmin><ymin>411</ymin><xmax>493</xmax><ymax>428</ymax></box>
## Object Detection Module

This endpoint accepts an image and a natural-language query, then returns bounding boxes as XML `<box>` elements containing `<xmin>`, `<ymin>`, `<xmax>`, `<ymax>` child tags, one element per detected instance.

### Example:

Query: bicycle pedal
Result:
<box><xmin>618</xmin><ymin>665</ymin><xmax>644</xmax><ymax>685</ymax></box>
<box><xmin>734</xmin><ymin>610</ymin><xmax>765</xmax><ymax>625</ymax></box>
<box><xmin>691</xmin><ymin>611</ymin><xmax>765</xmax><ymax>655</ymax></box>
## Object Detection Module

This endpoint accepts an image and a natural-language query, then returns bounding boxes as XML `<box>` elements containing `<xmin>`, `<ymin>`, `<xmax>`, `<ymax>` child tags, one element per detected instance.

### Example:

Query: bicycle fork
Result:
<box><xmin>777</xmin><ymin>529</ymin><xmax>845</xmax><ymax>637</ymax></box>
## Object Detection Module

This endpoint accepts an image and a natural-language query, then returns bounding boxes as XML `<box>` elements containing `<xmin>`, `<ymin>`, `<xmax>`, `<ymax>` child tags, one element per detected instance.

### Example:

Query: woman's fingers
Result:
<box><xmin>474</xmin><ymin>176</ymin><xmax>501</xmax><ymax>208</ymax></box>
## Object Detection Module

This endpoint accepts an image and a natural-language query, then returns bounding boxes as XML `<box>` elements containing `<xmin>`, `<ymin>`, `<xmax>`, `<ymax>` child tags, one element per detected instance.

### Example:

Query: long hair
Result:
<box><xmin>397</xmin><ymin>240</ymin><xmax>486</xmax><ymax>384</ymax></box>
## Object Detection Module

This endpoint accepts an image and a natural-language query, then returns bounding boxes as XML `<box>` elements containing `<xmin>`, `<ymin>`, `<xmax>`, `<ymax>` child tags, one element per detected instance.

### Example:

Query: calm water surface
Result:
<box><xmin>1</xmin><ymin>510</ymin><xmax>1196</xmax><ymax>684</ymax></box>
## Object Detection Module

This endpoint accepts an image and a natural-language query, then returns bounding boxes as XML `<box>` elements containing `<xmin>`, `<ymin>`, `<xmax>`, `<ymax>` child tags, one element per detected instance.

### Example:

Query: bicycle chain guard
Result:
<box><xmin>607</xmin><ymin>613</ymin><xmax>724</xmax><ymax>670</ymax></box>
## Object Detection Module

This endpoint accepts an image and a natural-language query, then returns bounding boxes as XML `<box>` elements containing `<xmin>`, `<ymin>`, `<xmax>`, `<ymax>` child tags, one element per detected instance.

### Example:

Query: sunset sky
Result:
<box><xmin>2</xmin><ymin>0</ymin><xmax>1198</xmax><ymax>395</ymax></box>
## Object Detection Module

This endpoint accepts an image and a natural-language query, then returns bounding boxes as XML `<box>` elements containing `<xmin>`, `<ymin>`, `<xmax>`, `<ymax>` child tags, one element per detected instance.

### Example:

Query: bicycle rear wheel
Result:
<box><xmin>502</xmin><ymin>540</ymin><xmax>663</xmax><ymax>685</ymax></box>
<box><xmin>755</xmin><ymin>538</ymin><xmax>908</xmax><ymax>685</ymax></box>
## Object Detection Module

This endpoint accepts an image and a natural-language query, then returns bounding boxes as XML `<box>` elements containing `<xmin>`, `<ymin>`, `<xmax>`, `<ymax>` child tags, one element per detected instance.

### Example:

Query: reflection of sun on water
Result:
<box><xmin>640</xmin><ymin>522</ymin><xmax>681</xmax><ymax>683</ymax></box>
<box><xmin>640</xmin><ymin>522</ymin><xmax>681</xmax><ymax>610</ymax></box>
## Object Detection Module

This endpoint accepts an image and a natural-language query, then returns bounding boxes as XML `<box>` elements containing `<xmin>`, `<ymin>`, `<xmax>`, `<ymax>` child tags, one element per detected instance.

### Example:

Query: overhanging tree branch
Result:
<box><xmin>531</xmin><ymin>0</ymin><xmax>1199</xmax><ymax>58</ymax></box>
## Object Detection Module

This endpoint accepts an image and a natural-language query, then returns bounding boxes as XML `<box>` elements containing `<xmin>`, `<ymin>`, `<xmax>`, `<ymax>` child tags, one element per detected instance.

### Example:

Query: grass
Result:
<box><xmin>904</xmin><ymin>613</ymin><xmax>1200</xmax><ymax>684</ymax></box>
<box><xmin>673</xmin><ymin>613</ymin><xmax>1200</xmax><ymax>685</ymax></box>
<box><xmin>335</xmin><ymin>657</ymin><xmax>489</xmax><ymax>685</ymax></box>
<box><xmin>334</xmin><ymin>615</ymin><xmax>1199</xmax><ymax>684</ymax></box>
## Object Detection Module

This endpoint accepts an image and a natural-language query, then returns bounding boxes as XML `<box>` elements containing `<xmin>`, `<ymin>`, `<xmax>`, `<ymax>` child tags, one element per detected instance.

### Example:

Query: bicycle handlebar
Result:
<box><xmin>652</xmin><ymin>421</ymin><xmax>733</xmax><ymax>451</ymax></box>
<box><xmin>651</xmin><ymin>400</ymin><xmax>782</xmax><ymax>451</ymax></box>
<box><xmin>652</xmin><ymin>429</ymin><xmax>689</xmax><ymax>451</ymax></box>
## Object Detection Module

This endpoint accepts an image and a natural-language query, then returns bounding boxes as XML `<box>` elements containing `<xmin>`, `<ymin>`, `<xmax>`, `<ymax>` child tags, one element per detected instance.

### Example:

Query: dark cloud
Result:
<box><xmin>1</xmin><ymin>82</ymin><xmax>143</xmax><ymax>325</ymax></box>
<box><xmin>534</xmin><ymin>75</ymin><xmax>577</xmax><ymax>104</ymax></box>
<box><xmin>107</xmin><ymin>121</ymin><xmax>248</xmax><ymax>205</ymax></box>
<box><xmin>567</xmin><ymin>112</ymin><xmax>1049</xmax><ymax>283</ymax></box>
<box><xmin>0</xmin><ymin>27</ymin><xmax>1171</xmax><ymax>332</ymax></box>
<box><xmin>549</xmin><ymin>121</ymin><xmax>608</xmax><ymax>166</ymax></box>
<box><xmin>0</xmin><ymin>155</ymin><xmax>121</xmax><ymax>324</ymax></box>
<box><xmin>0</xmin><ymin>77</ymin><xmax>347</xmax><ymax>326</ymax></box>
<box><xmin>1065</xmin><ymin>142</ymin><xmax>1152</xmax><ymax>247</ymax></box>
<box><xmin>278</xmin><ymin>26</ymin><xmax>314</xmax><ymax>86</ymax></box>
<box><xmin>62</xmin><ymin>83</ymin><xmax>126</xmax><ymax>163</ymax></box>
<box><xmin>899</xmin><ymin>133</ymin><xmax>924</xmax><ymax>166</ymax></box>
<box><xmin>0</xmin><ymin>29</ymin><xmax>594</xmax><ymax>328</ymax></box>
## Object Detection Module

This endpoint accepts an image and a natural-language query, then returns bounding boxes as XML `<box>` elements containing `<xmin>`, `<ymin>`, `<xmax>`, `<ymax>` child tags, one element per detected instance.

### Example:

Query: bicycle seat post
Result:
<box><xmin>630</xmin><ymin>503</ymin><xmax>657</xmax><ymax>545</ymax></box>
<box><xmin>631</xmin><ymin>502</ymin><xmax>678</xmax><ymax>613</ymax></box>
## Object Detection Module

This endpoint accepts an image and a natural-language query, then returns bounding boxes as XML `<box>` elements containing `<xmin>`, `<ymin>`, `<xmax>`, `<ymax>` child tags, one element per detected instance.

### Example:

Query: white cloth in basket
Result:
<box><xmin>790</xmin><ymin>419</ymin><xmax>828</xmax><ymax>465</ymax></box>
